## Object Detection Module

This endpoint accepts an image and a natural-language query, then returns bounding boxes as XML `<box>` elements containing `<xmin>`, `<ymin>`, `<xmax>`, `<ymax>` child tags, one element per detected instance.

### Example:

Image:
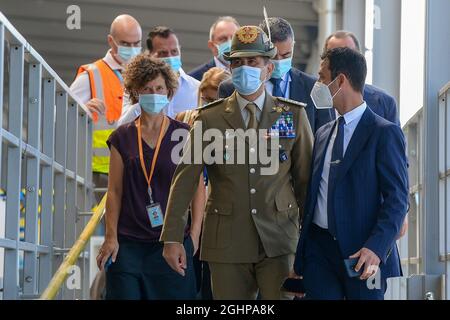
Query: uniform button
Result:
<box><xmin>225</xmin><ymin>144</ymin><xmax>229</xmax><ymax>149</ymax></box>
<box><xmin>279</xmin><ymin>144</ymin><xmax>282</xmax><ymax>149</ymax></box>
<box><xmin>251</xmin><ymin>209</ymin><xmax>257</xmax><ymax>214</ymax></box>
<box><xmin>250</xmin><ymin>148</ymin><xmax>255</xmax><ymax>153</ymax></box>
<box><xmin>250</xmin><ymin>168</ymin><xmax>256</xmax><ymax>174</ymax></box>
<box><xmin>214</xmin><ymin>209</ymin><xmax>218</xmax><ymax>213</ymax></box>
<box><xmin>288</xmin><ymin>203</ymin><xmax>292</xmax><ymax>208</ymax></box>
<box><xmin>250</xmin><ymin>188</ymin><xmax>256</xmax><ymax>194</ymax></box>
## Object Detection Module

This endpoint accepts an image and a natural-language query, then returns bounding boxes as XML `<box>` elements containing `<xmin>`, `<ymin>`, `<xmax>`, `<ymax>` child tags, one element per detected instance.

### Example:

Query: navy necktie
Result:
<box><xmin>327</xmin><ymin>116</ymin><xmax>345</xmax><ymax>237</ymax></box>
<box><xmin>270</xmin><ymin>78</ymin><xmax>283</xmax><ymax>97</ymax></box>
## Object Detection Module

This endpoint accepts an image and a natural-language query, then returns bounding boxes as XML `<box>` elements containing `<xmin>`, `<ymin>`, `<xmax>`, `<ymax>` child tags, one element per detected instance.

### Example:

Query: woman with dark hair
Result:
<box><xmin>96</xmin><ymin>54</ymin><xmax>204</xmax><ymax>300</ymax></box>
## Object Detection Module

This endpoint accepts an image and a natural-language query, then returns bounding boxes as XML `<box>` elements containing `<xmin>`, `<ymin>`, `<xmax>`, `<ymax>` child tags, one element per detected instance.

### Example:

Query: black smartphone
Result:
<box><xmin>281</xmin><ymin>277</ymin><xmax>305</xmax><ymax>293</ymax></box>
<box><xmin>343</xmin><ymin>258</ymin><xmax>363</xmax><ymax>278</ymax></box>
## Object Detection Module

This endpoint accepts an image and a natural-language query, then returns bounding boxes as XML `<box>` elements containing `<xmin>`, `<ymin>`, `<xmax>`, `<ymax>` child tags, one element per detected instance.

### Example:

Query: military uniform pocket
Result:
<box><xmin>275</xmin><ymin>191</ymin><xmax>300</xmax><ymax>240</ymax></box>
<box><xmin>202</xmin><ymin>202</ymin><xmax>233</xmax><ymax>249</ymax></box>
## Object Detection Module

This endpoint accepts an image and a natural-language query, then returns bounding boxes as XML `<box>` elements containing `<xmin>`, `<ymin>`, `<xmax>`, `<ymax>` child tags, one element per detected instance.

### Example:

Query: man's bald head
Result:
<box><xmin>107</xmin><ymin>15</ymin><xmax>142</xmax><ymax>63</ymax></box>
<box><xmin>110</xmin><ymin>14</ymin><xmax>142</xmax><ymax>39</ymax></box>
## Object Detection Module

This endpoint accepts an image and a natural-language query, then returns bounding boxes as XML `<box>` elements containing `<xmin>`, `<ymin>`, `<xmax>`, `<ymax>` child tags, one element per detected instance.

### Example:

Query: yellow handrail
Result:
<box><xmin>40</xmin><ymin>193</ymin><xmax>107</xmax><ymax>300</ymax></box>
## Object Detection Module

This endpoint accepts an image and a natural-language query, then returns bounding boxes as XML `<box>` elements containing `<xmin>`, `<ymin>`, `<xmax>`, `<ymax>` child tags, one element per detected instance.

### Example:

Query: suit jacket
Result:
<box><xmin>217</xmin><ymin>68</ymin><xmax>334</xmax><ymax>134</ymax></box>
<box><xmin>188</xmin><ymin>59</ymin><xmax>216</xmax><ymax>81</ymax></box>
<box><xmin>160</xmin><ymin>92</ymin><xmax>314</xmax><ymax>263</ymax></box>
<box><xmin>364</xmin><ymin>84</ymin><xmax>400</xmax><ymax>126</ymax></box>
<box><xmin>294</xmin><ymin>107</ymin><xmax>408</xmax><ymax>280</ymax></box>
<box><xmin>325</xmin><ymin>84</ymin><xmax>400</xmax><ymax>125</ymax></box>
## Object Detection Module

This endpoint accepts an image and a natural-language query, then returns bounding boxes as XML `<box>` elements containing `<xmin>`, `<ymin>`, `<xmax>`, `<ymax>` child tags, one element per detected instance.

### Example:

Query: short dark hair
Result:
<box><xmin>258</xmin><ymin>17</ymin><xmax>294</xmax><ymax>43</ymax></box>
<box><xmin>323</xmin><ymin>30</ymin><xmax>361</xmax><ymax>56</ymax></box>
<box><xmin>321</xmin><ymin>47</ymin><xmax>367</xmax><ymax>93</ymax></box>
<box><xmin>147</xmin><ymin>26</ymin><xmax>176</xmax><ymax>51</ymax></box>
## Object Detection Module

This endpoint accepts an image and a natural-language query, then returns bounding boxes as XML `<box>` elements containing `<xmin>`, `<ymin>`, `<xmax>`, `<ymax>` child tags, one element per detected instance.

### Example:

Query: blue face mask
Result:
<box><xmin>271</xmin><ymin>57</ymin><xmax>292</xmax><ymax>79</ymax></box>
<box><xmin>139</xmin><ymin>94</ymin><xmax>169</xmax><ymax>114</ymax></box>
<box><xmin>216</xmin><ymin>41</ymin><xmax>231</xmax><ymax>60</ymax></box>
<box><xmin>117</xmin><ymin>46</ymin><xmax>141</xmax><ymax>63</ymax></box>
<box><xmin>231</xmin><ymin>65</ymin><xmax>263</xmax><ymax>95</ymax></box>
<box><xmin>161</xmin><ymin>56</ymin><xmax>182</xmax><ymax>72</ymax></box>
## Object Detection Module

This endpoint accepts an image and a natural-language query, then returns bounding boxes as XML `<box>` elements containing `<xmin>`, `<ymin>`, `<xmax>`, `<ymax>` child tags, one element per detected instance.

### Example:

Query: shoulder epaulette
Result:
<box><xmin>196</xmin><ymin>98</ymin><xmax>225</xmax><ymax>111</ymax></box>
<box><xmin>276</xmin><ymin>96</ymin><xmax>307</xmax><ymax>108</ymax></box>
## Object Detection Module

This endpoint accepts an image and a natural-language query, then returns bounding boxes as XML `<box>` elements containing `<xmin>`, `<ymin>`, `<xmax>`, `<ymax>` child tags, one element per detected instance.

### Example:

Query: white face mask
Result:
<box><xmin>310</xmin><ymin>77</ymin><xmax>341</xmax><ymax>109</ymax></box>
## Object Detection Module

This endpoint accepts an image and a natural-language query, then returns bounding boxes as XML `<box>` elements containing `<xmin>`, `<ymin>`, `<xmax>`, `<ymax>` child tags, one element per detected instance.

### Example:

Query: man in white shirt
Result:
<box><xmin>118</xmin><ymin>26</ymin><xmax>199</xmax><ymax>124</ymax></box>
<box><xmin>70</xmin><ymin>14</ymin><xmax>141</xmax><ymax>119</ymax></box>
<box><xmin>70</xmin><ymin>14</ymin><xmax>142</xmax><ymax>195</ymax></box>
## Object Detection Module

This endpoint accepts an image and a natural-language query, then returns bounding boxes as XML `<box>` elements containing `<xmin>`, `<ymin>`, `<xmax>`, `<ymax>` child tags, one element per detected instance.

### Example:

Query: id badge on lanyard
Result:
<box><xmin>136</xmin><ymin>116</ymin><xmax>168</xmax><ymax>229</ymax></box>
<box><xmin>146</xmin><ymin>187</ymin><xmax>163</xmax><ymax>228</ymax></box>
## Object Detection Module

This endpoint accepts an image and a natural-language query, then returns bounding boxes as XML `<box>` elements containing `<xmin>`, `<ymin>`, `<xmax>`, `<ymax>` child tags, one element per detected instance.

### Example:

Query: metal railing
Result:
<box><xmin>0</xmin><ymin>11</ymin><xmax>93</xmax><ymax>300</ymax></box>
<box><xmin>386</xmin><ymin>81</ymin><xmax>450</xmax><ymax>300</ymax></box>
<box><xmin>437</xmin><ymin>82</ymin><xmax>450</xmax><ymax>299</ymax></box>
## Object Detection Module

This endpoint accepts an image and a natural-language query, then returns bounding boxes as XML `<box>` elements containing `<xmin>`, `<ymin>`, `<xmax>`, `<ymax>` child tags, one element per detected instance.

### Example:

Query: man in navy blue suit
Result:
<box><xmin>217</xmin><ymin>17</ymin><xmax>333</xmax><ymax>134</ymax></box>
<box><xmin>292</xmin><ymin>47</ymin><xmax>408</xmax><ymax>300</ymax></box>
<box><xmin>188</xmin><ymin>16</ymin><xmax>240</xmax><ymax>81</ymax></box>
<box><xmin>324</xmin><ymin>31</ymin><xmax>400</xmax><ymax>126</ymax></box>
<box><xmin>325</xmin><ymin>31</ymin><xmax>408</xmax><ymax>239</ymax></box>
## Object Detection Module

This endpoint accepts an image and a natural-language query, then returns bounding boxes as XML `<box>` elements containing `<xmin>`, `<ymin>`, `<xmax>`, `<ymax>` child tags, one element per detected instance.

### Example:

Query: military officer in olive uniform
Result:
<box><xmin>161</xmin><ymin>26</ymin><xmax>313</xmax><ymax>300</ymax></box>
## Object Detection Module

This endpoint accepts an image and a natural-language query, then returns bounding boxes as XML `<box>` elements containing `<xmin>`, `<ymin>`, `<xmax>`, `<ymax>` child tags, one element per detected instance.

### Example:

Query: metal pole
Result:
<box><xmin>3</xmin><ymin>42</ymin><xmax>24</xmax><ymax>300</ymax></box>
<box><xmin>40</xmin><ymin>194</ymin><xmax>106</xmax><ymax>300</ymax></box>
<box><xmin>422</xmin><ymin>0</ymin><xmax>450</xmax><ymax>277</ymax></box>
<box><xmin>342</xmin><ymin>0</ymin><xmax>366</xmax><ymax>52</ymax></box>
<box><xmin>372</xmin><ymin>0</ymin><xmax>401</xmax><ymax>106</ymax></box>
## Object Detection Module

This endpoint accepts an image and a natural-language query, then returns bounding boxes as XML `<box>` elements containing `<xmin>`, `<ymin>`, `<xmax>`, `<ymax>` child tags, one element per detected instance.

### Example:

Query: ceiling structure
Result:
<box><xmin>0</xmin><ymin>0</ymin><xmax>318</xmax><ymax>85</ymax></box>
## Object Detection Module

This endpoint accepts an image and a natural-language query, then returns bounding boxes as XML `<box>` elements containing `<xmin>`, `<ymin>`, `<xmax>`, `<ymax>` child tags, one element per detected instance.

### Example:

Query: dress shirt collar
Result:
<box><xmin>178</xmin><ymin>68</ymin><xmax>191</xmax><ymax>83</ymax></box>
<box><xmin>280</xmin><ymin>71</ymin><xmax>292</xmax><ymax>84</ymax></box>
<box><xmin>336</xmin><ymin>101</ymin><xmax>367</xmax><ymax>125</ymax></box>
<box><xmin>213</xmin><ymin>56</ymin><xmax>229</xmax><ymax>71</ymax></box>
<box><xmin>103</xmin><ymin>49</ymin><xmax>123</xmax><ymax>71</ymax></box>
<box><xmin>236</xmin><ymin>90</ymin><xmax>266</xmax><ymax>113</ymax></box>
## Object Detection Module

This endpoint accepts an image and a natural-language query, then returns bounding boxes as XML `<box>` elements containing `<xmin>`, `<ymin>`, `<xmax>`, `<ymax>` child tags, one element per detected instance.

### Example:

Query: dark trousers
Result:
<box><xmin>200</xmin><ymin>261</ymin><xmax>213</xmax><ymax>299</ymax></box>
<box><xmin>302</xmin><ymin>224</ymin><xmax>386</xmax><ymax>300</ymax></box>
<box><xmin>106</xmin><ymin>236</ymin><xmax>196</xmax><ymax>300</ymax></box>
<box><xmin>193</xmin><ymin>253</ymin><xmax>213</xmax><ymax>300</ymax></box>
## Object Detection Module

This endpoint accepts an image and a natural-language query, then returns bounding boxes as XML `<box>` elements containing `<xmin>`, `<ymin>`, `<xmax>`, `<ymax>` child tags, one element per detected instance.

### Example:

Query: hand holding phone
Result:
<box><xmin>104</xmin><ymin>256</ymin><xmax>113</xmax><ymax>272</ymax></box>
<box><xmin>281</xmin><ymin>277</ymin><xmax>305</xmax><ymax>294</ymax></box>
<box><xmin>343</xmin><ymin>257</ymin><xmax>363</xmax><ymax>278</ymax></box>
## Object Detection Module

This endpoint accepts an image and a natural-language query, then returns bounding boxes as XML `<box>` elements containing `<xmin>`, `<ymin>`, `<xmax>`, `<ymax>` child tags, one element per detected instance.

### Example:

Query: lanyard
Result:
<box><xmin>136</xmin><ymin>115</ymin><xmax>168</xmax><ymax>204</ymax></box>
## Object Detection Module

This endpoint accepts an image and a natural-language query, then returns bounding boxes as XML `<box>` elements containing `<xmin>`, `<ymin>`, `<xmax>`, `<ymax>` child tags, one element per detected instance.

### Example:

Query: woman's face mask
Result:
<box><xmin>139</xmin><ymin>94</ymin><xmax>169</xmax><ymax>114</ymax></box>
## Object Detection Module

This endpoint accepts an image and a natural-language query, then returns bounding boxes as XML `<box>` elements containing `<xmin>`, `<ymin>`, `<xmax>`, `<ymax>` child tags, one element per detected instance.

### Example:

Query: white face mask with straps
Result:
<box><xmin>310</xmin><ymin>77</ymin><xmax>342</xmax><ymax>109</ymax></box>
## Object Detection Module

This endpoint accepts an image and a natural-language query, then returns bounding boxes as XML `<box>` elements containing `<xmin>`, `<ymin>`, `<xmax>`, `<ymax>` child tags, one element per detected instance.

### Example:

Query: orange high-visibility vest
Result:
<box><xmin>76</xmin><ymin>59</ymin><xmax>123</xmax><ymax>174</ymax></box>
